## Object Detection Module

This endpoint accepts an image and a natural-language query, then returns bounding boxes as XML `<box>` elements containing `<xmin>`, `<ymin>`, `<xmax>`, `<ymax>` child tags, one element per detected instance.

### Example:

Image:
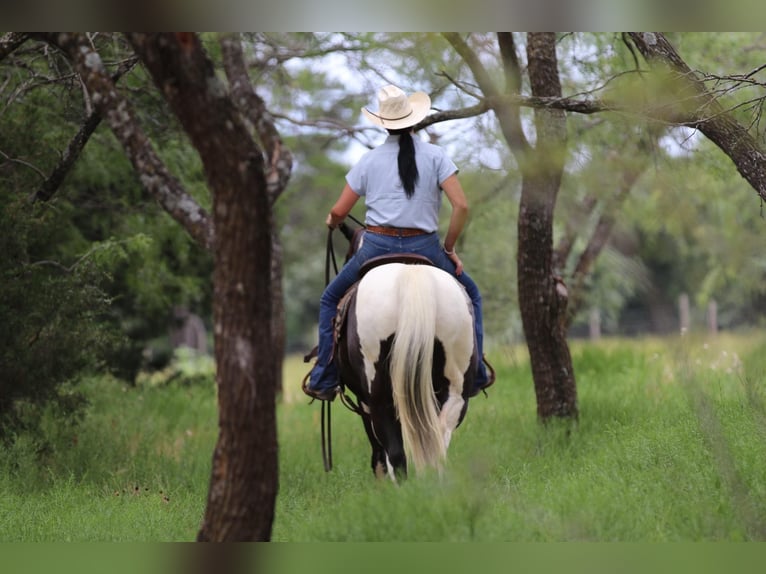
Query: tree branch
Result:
<box><xmin>443</xmin><ymin>33</ymin><xmax>531</xmax><ymax>155</ymax></box>
<box><xmin>0</xmin><ymin>149</ymin><xmax>46</xmax><ymax>179</ymax></box>
<box><xmin>0</xmin><ymin>33</ymin><xmax>28</xmax><ymax>62</ymax></box>
<box><xmin>219</xmin><ymin>34</ymin><xmax>292</xmax><ymax>203</ymax></box>
<box><xmin>417</xmin><ymin>100</ymin><xmax>491</xmax><ymax>129</ymax></box>
<box><xmin>31</xmin><ymin>56</ymin><xmax>139</xmax><ymax>203</ymax></box>
<box><xmin>32</xmin><ymin>112</ymin><xmax>102</xmax><ymax>203</ymax></box>
<box><xmin>442</xmin><ymin>33</ymin><xmax>500</xmax><ymax>99</ymax></box>
<box><xmin>553</xmin><ymin>194</ymin><xmax>598</xmax><ymax>272</ymax></box>
<box><xmin>565</xmin><ymin>155</ymin><xmax>650</xmax><ymax>325</ymax></box>
<box><xmin>39</xmin><ymin>33</ymin><xmax>214</xmax><ymax>251</ymax></box>
<box><xmin>627</xmin><ymin>32</ymin><xmax>766</xmax><ymax>203</ymax></box>
<box><xmin>497</xmin><ymin>32</ymin><xmax>522</xmax><ymax>94</ymax></box>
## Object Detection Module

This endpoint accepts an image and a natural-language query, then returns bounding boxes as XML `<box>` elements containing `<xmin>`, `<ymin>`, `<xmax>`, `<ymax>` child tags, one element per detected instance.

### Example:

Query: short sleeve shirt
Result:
<box><xmin>345</xmin><ymin>135</ymin><xmax>458</xmax><ymax>233</ymax></box>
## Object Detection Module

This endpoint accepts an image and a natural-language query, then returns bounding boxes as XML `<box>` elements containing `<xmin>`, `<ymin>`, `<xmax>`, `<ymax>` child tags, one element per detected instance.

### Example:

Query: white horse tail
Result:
<box><xmin>389</xmin><ymin>265</ymin><xmax>445</xmax><ymax>473</ymax></box>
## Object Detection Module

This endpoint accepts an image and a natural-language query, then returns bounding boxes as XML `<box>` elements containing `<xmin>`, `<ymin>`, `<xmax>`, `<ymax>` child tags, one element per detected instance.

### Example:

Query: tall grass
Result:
<box><xmin>2</xmin><ymin>333</ymin><xmax>765</xmax><ymax>541</ymax></box>
<box><xmin>0</xmin><ymin>370</ymin><xmax>217</xmax><ymax>541</ymax></box>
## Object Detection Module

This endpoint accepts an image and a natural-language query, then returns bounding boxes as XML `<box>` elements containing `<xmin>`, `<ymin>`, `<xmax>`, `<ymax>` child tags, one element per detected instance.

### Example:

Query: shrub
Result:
<box><xmin>0</xmin><ymin>197</ymin><xmax>121</xmax><ymax>442</ymax></box>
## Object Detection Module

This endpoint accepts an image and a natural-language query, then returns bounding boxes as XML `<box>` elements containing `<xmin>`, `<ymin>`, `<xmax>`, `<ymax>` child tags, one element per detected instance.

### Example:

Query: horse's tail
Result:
<box><xmin>390</xmin><ymin>266</ymin><xmax>445</xmax><ymax>473</ymax></box>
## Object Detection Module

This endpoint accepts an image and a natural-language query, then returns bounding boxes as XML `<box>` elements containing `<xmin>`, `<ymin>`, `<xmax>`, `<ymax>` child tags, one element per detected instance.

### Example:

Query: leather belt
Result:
<box><xmin>366</xmin><ymin>225</ymin><xmax>429</xmax><ymax>237</ymax></box>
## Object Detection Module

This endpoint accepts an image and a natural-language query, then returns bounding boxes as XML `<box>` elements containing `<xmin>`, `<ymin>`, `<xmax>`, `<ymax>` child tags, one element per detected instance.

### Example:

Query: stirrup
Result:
<box><xmin>301</xmin><ymin>369</ymin><xmax>338</xmax><ymax>402</ymax></box>
<box><xmin>469</xmin><ymin>355</ymin><xmax>496</xmax><ymax>398</ymax></box>
<box><xmin>481</xmin><ymin>354</ymin><xmax>496</xmax><ymax>390</ymax></box>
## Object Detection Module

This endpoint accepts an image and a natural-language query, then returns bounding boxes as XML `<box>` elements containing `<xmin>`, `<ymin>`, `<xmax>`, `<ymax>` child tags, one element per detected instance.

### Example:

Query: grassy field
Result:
<box><xmin>1</xmin><ymin>332</ymin><xmax>765</xmax><ymax>542</ymax></box>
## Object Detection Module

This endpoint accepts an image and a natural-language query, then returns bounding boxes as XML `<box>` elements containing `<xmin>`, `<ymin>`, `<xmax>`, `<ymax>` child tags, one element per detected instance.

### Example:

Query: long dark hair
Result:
<box><xmin>388</xmin><ymin>128</ymin><xmax>418</xmax><ymax>198</ymax></box>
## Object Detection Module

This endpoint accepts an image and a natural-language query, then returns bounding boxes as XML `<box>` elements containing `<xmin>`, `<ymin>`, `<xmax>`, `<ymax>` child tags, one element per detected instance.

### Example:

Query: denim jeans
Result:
<box><xmin>309</xmin><ymin>230</ymin><xmax>487</xmax><ymax>392</ymax></box>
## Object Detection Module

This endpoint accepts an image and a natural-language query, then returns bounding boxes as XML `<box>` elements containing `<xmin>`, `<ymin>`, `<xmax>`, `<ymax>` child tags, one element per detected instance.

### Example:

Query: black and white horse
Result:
<box><xmin>335</xmin><ymin>260</ymin><xmax>477</xmax><ymax>481</ymax></box>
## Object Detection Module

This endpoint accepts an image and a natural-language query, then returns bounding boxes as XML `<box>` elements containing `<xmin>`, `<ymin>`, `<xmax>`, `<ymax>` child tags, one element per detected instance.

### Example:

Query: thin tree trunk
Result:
<box><xmin>564</xmin><ymin>152</ymin><xmax>650</xmax><ymax>326</ymax></box>
<box><xmin>445</xmin><ymin>32</ymin><xmax>579</xmax><ymax>420</ymax></box>
<box><xmin>517</xmin><ymin>33</ymin><xmax>578</xmax><ymax>420</ymax></box>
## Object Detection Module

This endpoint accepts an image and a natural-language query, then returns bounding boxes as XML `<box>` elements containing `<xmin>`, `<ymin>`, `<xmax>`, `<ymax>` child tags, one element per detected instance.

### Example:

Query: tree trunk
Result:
<box><xmin>446</xmin><ymin>32</ymin><xmax>579</xmax><ymax>420</ymax></box>
<box><xmin>271</xmin><ymin>235</ymin><xmax>286</xmax><ymax>394</ymax></box>
<box><xmin>127</xmin><ymin>33</ymin><xmax>278</xmax><ymax>541</ymax></box>
<box><xmin>517</xmin><ymin>33</ymin><xmax>578</xmax><ymax>420</ymax></box>
<box><xmin>219</xmin><ymin>34</ymin><xmax>291</xmax><ymax>395</ymax></box>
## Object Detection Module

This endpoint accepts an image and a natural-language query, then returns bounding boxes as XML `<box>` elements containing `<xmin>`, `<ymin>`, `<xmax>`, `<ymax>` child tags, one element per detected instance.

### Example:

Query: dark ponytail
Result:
<box><xmin>389</xmin><ymin>128</ymin><xmax>419</xmax><ymax>198</ymax></box>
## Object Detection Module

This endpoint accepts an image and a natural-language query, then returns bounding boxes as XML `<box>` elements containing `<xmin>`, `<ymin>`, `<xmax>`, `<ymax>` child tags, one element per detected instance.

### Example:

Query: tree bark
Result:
<box><xmin>41</xmin><ymin>32</ymin><xmax>282</xmax><ymax>539</ymax></box>
<box><xmin>516</xmin><ymin>33</ymin><xmax>578</xmax><ymax>420</ymax></box>
<box><xmin>126</xmin><ymin>33</ymin><xmax>278</xmax><ymax>541</ymax></box>
<box><xmin>219</xmin><ymin>34</ymin><xmax>291</xmax><ymax>395</ymax></box>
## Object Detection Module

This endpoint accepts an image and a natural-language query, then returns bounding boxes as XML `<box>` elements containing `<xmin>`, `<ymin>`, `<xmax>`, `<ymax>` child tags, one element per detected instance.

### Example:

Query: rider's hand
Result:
<box><xmin>326</xmin><ymin>213</ymin><xmax>338</xmax><ymax>229</ymax></box>
<box><xmin>446</xmin><ymin>250</ymin><xmax>463</xmax><ymax>276</ymax></box>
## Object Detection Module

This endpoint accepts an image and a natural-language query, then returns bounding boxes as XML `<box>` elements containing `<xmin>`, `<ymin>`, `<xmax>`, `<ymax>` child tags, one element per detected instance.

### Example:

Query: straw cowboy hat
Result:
<box><xmin>362</xmin><ymin>84</ymin><xmax>431</xmax><ymax>129</ymax></box>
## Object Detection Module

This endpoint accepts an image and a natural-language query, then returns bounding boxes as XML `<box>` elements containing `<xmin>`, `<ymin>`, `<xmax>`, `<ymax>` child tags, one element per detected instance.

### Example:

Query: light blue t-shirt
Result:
<box><xmin>345</xmin><ymin>135</ymin><xmax>458</xmax><ymax>233</ymax></box>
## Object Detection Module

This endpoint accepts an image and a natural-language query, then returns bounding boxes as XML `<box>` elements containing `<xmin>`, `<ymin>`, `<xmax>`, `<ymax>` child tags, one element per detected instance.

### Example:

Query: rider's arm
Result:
<box><xmin>441</xmin><ymin>174</ymin><xmax>469</xmax><ymax>250</ymax></box>
<box><xmin>326</xmin><ymin>184</ymin><xmax>361</xmax><ymax>229</ymax></box>
<box><xmin>440</xmin><ymin>173</ymin><xmax>469</xmax><ymax>275</ymax></box>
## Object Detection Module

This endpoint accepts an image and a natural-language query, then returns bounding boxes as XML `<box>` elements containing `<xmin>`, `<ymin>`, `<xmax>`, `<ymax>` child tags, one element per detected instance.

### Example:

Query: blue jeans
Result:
<box><xmin>309</xmin><ymin>231</ymin><xmax>487</xmax><ymax>392</ymax></box>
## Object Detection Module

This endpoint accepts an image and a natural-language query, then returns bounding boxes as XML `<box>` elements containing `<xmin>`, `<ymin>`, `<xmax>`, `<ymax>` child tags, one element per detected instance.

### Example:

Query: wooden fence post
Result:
<box><xmin>707</xmin><ymin>299</ymin><xmax>718</xmax><ymax>335</ymax></box>
<box><xmin>589</xmin><ymin>308</ymin><xmax>601</xmax><ymax>340</ymax></box>
<box><xmin>679</xmin><ymin>293</ymin><xmax>690</xmax><ymax>335</ymax></box>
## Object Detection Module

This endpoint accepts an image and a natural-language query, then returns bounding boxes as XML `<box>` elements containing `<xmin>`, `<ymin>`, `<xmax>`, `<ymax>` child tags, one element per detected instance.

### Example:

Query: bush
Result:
<box><xmin>0</xmin><ymin>197</ymin><xmax>122</xmax><ymax>442</ymax></box>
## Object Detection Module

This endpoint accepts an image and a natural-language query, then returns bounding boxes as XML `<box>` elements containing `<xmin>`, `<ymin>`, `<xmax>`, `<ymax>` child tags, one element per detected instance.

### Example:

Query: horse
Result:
<box><xmin>334</xmin><ymin>256</ymin><xmax>478</xmax><ymax>481</ymax></box>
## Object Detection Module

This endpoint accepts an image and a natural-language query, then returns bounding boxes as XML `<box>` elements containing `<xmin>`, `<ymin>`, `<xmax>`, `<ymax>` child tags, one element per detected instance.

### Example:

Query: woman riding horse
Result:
<box><xmin>303</xmin><ymin>84</ymin><xmax>494</xmax><ymax>402</ymax></box>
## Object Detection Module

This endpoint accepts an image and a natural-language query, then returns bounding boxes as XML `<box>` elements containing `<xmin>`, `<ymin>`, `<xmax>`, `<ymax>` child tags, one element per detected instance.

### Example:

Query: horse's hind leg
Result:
<box><xmin>360</xmin><ymin>413</ymin><xmax>387</xmax><ymax>478</ymax></box>
<box><xmin>366</xmin><ymin>345</ymin><xmax>407</xmax><ymax>481</ymax></box>
<box><xmin>439</xmin><ymin>361</ymin><xmax>469</xmax><ymax>448</ymax></box>
<box><xmin>439</xmin><ymin>394</ymin><xmax>465</xmax><ymax>448</ymax></box>
<box><xmin>371</xmin><ymin>407</ymin><xmax>407</xmax><ymax>481</ymax></box>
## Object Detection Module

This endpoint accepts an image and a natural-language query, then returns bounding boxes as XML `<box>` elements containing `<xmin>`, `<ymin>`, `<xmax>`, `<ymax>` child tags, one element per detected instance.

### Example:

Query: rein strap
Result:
<box><xmin>318</xmin><ymin>218</ymin><xmax>367</xmax><ymax>473</ymax></box>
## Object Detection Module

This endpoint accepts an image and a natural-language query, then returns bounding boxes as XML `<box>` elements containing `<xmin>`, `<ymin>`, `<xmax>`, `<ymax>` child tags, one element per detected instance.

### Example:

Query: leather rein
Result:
<box><xmin>317</xmin><ymin>216</ymin><xmax>365</xmax><ymax>472</ymax></box>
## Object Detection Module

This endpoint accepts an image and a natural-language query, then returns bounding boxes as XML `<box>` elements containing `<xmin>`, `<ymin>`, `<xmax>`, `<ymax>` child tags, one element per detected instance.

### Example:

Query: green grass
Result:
<box><xmin>2</xmin><ymin>332</ymin><xmax>766</xmax><ymax>541</ymax></box>
<box><xmin>0</xmin><ymin>373</ymin><xmax>216</xmax><ymax>541</ymax></box>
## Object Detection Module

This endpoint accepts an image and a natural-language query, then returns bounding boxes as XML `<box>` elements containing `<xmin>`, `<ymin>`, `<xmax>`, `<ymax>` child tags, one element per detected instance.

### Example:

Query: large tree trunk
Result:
<box><xmin>127</xmin><ymin>33</ymin><xmax>278</xmax><ymax>541</ymax></box>
<box><xmin>218</xmin><ymin>34</ymin><xmax>291</xmax><ymax>395</ymax></box>
<box><xmin>46</xmin><ymin>32</ymin><xmax>281</xmax><ymax>539</ymax></box>
<box><xmin>517</xmin><ymin>33</ymin><xmax>578</xmax><ymax>420</ymax></box>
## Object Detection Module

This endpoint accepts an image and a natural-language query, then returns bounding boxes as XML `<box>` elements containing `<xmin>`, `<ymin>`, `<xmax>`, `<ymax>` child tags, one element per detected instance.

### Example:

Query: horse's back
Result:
<box><xmin>355</xmin><ymin>263</ymin><xmax>472</xmax><ymax>333</ymax></box>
